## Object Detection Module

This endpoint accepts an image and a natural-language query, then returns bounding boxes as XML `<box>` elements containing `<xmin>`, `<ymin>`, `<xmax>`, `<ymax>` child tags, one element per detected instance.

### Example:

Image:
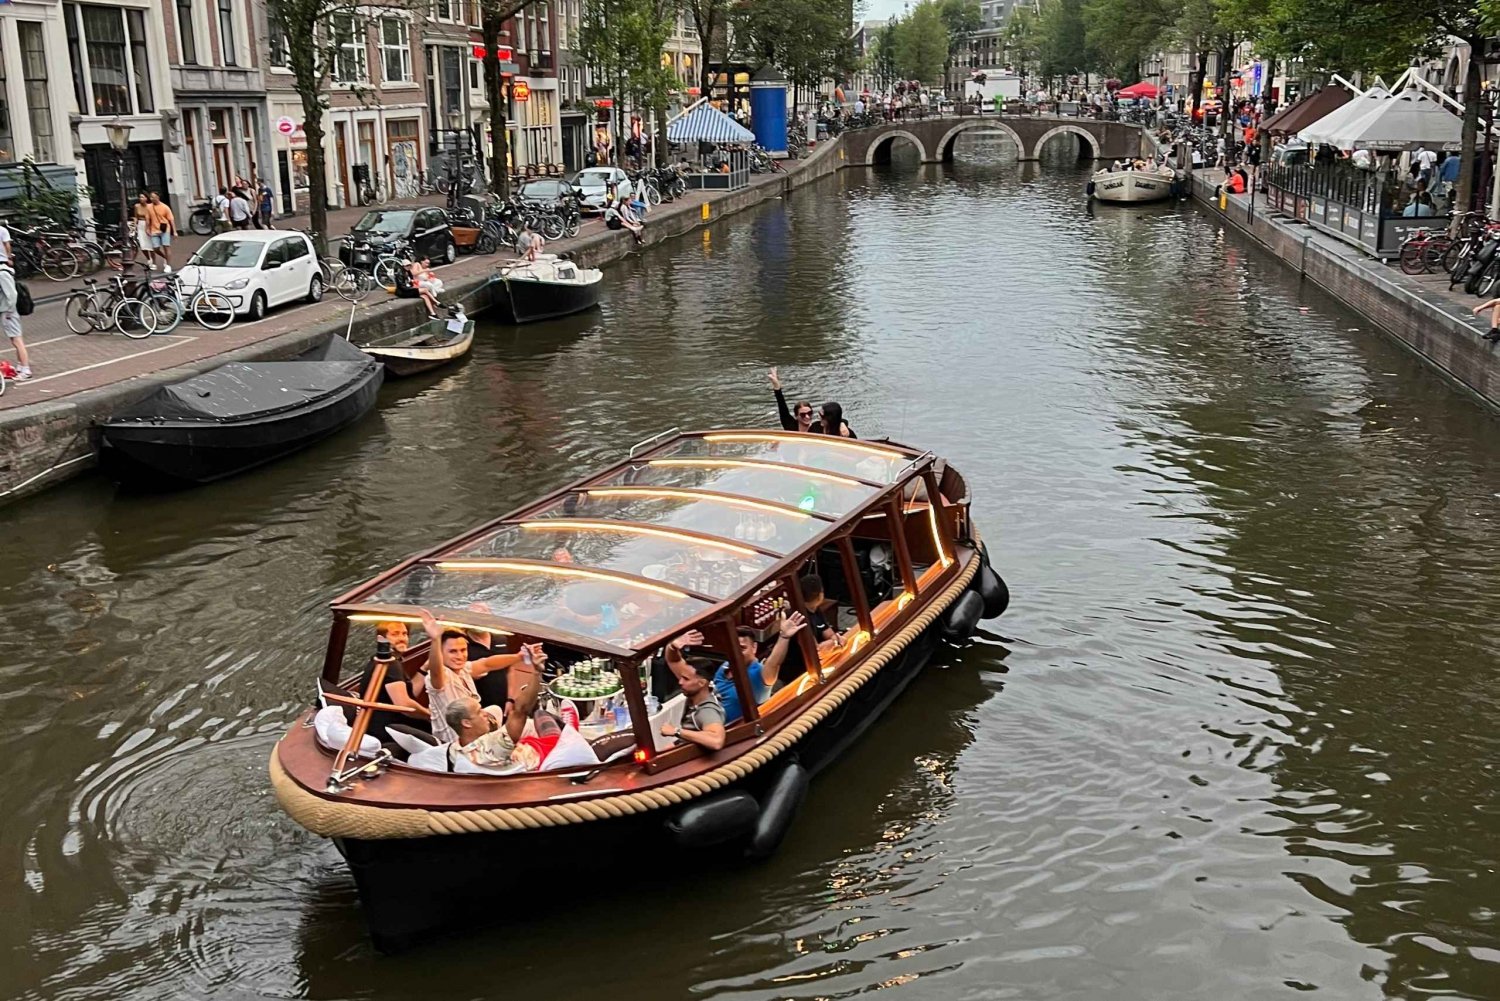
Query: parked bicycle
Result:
<box><xmin>64</xmin><ymin>274</ymin><xmax>161</xmax><ymax>339</ymax></box>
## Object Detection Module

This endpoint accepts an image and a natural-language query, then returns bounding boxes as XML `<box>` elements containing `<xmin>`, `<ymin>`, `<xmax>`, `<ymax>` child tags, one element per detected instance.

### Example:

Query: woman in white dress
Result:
<box><xmin>132</xmin><ymin>194</ymin><xmax>152</xmax><ymax>259</ymax></box>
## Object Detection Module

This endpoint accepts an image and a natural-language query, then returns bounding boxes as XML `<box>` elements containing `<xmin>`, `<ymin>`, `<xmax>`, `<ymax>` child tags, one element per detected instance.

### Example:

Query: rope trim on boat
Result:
<box><xmin>269</xmin><ymin>544</ymin><xmax>981</xmax><ymax>840</ymax></box>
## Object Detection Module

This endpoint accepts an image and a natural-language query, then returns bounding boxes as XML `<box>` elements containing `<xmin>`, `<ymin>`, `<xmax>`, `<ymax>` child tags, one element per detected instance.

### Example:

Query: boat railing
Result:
<box><xmin>894</xmin><ymin>450</ymin><xmax>934</xmax><ymax>481</ymax></box>
<box><xmin>628</xmin><ymin>426</ymin><xmax>681</xmax><ymax>458</ymax></box>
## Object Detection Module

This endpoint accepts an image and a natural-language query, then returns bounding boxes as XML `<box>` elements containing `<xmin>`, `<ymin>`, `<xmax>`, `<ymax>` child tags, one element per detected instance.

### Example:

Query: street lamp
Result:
<box><xmin>105</xmin><ymin>118</ymin><xmax>133</xmax><ymax>244</ymax></box>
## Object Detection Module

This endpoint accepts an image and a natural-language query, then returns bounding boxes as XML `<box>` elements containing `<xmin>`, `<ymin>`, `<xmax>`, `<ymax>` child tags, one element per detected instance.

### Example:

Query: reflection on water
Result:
<box><xmin>1</xmin><ymin>132</ymin><xmax>1499</xmax><ymax>1000</ymax></box>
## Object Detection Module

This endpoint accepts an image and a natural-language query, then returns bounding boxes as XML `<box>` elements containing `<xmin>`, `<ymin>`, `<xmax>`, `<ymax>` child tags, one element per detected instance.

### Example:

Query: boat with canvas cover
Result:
<box><xmin>269</xmin><ymin>429</ymin><xmax>1009</xmax><ymax>951</ymax></box>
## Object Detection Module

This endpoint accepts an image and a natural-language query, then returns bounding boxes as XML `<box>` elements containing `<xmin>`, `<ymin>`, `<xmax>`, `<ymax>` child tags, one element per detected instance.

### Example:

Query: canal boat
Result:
<box><xmin>99</xmin><ymin>336</ymin><xmax>383</xmax><ymax>485</ymax></box>
<box><xmin>491</xmin><ymin>254</ymin><xmax>602</xmax><ymax>324</ymax></box>
<box><xmin>360</xmin><ymin>314</ymin><xmax>476</xmax><ymax>378</ymax></box>
<box><xmin>269</xmin><ymin>429</ymin><xmax>1009</xmax><ymax>951</ymax></box>
<box><xmin>1087</xmin><ymin>164</ymin><xmax>1177</xmax><ymax>204</ymax></box>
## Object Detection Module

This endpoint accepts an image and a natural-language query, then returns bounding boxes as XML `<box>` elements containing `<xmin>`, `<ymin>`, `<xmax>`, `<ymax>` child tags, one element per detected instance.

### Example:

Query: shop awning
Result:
<box><xmin>1315</xmin><ymin>88</ymin><xmax>1464</xmax><ymax>151</ymax></box>
<box><xmin>1299</xmin><ymin>86</ymin><xmax>1390</xmax><ymax>146</ymax></box>
<box><xmin>667</xmin><ymin>104</ymin><xmax>755</xmax><ymax>144</ymax></box>
<box><xmin>1259</xmin><ymin>86</ymin><xmax>1352</xmax><ymax>135</ymax></box>
<box><xmin>1116</xmin><ymin>81</ymin><xmax>1159</xmax><ymax>100</ymax></box>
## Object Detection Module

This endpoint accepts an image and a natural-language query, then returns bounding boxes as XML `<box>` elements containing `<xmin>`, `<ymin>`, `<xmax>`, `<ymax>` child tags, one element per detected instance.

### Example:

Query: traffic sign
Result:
<box><xmin>276</xmin><ymin>116</ymin><xmax>297</xmax><ymax>136</ymax></box>
<box><xmin>513</xmin><ymin>81</ymin><xmax>530</xmax><ymax>102</ymax></box>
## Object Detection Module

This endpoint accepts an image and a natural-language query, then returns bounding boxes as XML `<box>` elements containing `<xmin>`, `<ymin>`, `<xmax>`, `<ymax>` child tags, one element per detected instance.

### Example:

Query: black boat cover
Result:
<box><xmin>112</xmin><ymin>337</ymin><xmax>378</xmax><ymax>424</ymax></box>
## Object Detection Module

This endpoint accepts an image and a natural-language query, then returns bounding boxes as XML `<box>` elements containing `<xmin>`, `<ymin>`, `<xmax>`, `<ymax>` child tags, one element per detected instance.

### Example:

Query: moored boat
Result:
<box><xmin>360</xmin><ymin>313</ymin><xmax>476</xmax><ymax>377</ymax></box>
<box><xmin>491</xmin><ymin>254</ymin><xmax>602</xmax><ymax>324</ymax></box>
<box><xmin>269</xmin><ymin>429</ymin><xmax>1009</xmax><ymax>951</ymax></box>
<box><xmin>1088</xmin><ymin>164</ymin><xmax>1177</xmax><ymax>204</ymax></box>
<box><xmin>99</xmin><ymin>336</ymin><xmax>382</xmax><ymax>485</ymax></box>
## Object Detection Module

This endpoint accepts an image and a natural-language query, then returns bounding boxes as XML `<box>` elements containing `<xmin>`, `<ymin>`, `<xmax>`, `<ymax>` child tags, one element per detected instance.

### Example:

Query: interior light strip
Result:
<box><xmin>647</xmin><ymin>457</ymin><xmax>868</xmax><ymax>488</ymax></box>
<box><xmin>585</xmin><ymin>487</ymin><xmax>812</xmax><ymax>519</ymax></box>
<box><xmin>434</xmin><ymin>559</ymin><xmax>694</xmax><ymax>600</ymax></box>
<box><xmin>347</xmin><ymin>613</ymin><xmax>512</xmax><ymax>636</ymax></box>
<box><xmin>702</xmin><ymin>432</ymin><xmax>907</xmax><ymax>459</ymax></box>
<box><xmin>516</xmin><ymin>519</ymin><xmax>764</xmax><ymax>558</ymax></box>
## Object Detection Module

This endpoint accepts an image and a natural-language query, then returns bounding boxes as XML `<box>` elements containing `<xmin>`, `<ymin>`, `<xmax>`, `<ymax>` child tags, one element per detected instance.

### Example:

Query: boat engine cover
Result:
<box><xmin>746</xmin><ymin>761</ymin><xmax>809</xmax><ymax>860</ymax></box>
<box><xmin>665</xmin><ymin>791</ymin><xmax>760</xmax><ymax>848</ymax></box>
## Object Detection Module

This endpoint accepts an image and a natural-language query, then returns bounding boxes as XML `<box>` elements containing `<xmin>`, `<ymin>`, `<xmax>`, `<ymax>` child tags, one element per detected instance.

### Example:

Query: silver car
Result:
<box><xmin>571</xmin><ymin>166</ymin><xmax>634</xmax><ymax>213</ymax></box>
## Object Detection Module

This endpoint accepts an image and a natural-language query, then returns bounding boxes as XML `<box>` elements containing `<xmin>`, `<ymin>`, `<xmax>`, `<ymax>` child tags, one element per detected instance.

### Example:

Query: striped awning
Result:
<box><xmin>667</xmin><ymin>104</ymin><xmax>755</xmax><ymax>144</ymax></box>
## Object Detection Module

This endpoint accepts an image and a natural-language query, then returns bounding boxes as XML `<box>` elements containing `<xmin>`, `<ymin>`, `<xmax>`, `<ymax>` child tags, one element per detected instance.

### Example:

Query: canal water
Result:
<box><xmin>3</xmin><ymin>133</ymin><xmax>1499</xmax><ymax>1000</ymax></box>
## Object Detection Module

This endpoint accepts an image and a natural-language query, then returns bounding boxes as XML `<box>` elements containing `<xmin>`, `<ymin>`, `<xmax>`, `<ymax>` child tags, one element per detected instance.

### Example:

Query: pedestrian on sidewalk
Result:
<box><xmin>213</xmin><ymin>187</ymin><xmax>231</xmax><ymax>233</ymax></box>
<box><xmin>145</xmin><ymin>192</ymin><xmax>175</xmax><ymax>272</ymax></box>
<box><xmin>229</xmin><ymin>189</ymin><xmax>253</xmax><ymax>230</ymax></box>
<box><xmin>259</xmin><ymin>182</ymin><xmax>275</xmax><ymax>228</ymax></box>
<box><xmin>1470</xmin><ymin>299</ymin><xmax>1500</xmax><ymax>342</ymax></box>
<box><xmin>132</xmin><ymin>194</ymin><xmax>153</xmax><ymax>260</ymax></box>
<box><xmin>0</xmin><ymin>225</ymin><xmax>30</xmax><ymax>381</ymax></box>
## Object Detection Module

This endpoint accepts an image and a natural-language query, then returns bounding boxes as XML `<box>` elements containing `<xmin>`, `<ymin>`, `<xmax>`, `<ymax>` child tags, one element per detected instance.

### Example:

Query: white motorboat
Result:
<box><xmin>493</xmin><ymin>254</ymin><xmax>603</xmax><ymax>324</ymax></box>
<box><xmin>1088</xmin><ymin>165</ymin><xmax>1177</xmax><ymax>204</ymax></box>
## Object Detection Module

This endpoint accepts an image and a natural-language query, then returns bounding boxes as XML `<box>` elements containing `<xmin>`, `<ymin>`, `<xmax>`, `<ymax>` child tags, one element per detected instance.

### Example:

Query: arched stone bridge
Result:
<box><xmin>841</xmin><ymin>114</ymin><xmax>1148</xmax><ymax>166</ymax></box>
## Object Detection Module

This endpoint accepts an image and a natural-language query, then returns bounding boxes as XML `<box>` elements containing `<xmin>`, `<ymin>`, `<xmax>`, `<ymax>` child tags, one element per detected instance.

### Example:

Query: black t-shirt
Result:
<box><xmin>354</xmin><ymin>657</ymin><xmax>427</xmax><ymax>739</ymax></box>
<box><xmin>809</xmin><ymin>606</ymin><xmax>835</xmax><ymax>641</ymax></box>
<box><xmin>468</xmin><ymin>638</ymin><xmax>509</xmax><ymax>708</ymax></box>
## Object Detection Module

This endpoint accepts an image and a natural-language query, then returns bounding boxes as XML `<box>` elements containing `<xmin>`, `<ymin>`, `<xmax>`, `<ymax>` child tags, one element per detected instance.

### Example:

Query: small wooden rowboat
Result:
<box><xmin>359</xmin><ymin>316</ymin><xmax>476</xmax><ymax>377</ymax></box>
<box><xmin>270</xmin><ymin>429</ymin><xmax>1008</xmax><ymax>951</ymax></box>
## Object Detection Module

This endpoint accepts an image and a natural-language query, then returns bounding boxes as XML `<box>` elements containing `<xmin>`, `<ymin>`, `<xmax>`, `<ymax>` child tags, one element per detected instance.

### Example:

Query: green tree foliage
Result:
<box><xmin>734</xmin><ymin>0</ymin><xmax>855</xmax><ymax>92</ymax></box>
<box><xmin>1003</xmin><ymin>3</ymin><xmax>1041</xmax><ymax>76</ymax></box>
<box><xmin>892</xmin><ymin>0</ymin><xmax>949</xmax><ymax>84</ymax></box>
<box><xmin>869</xmin><ymin>20</ymin><xmax>901</xmax><ymax>92</ymax></box>
<box><xmin>479</xmin><ymin>0</ymin><xmax>544</xmax><ymax>197</ymax></box>
<box><xmin>682</xmin><ymin>0</ymin><xmax>731</xmax><ymax>96</ymax></box>
<box><xmin>939</xmin><ymin>0</ymin><xmax>982</xmax><ymax>81</ymax></box>
<box><xmin>1038</xmin><ymin>0</ymin><xmax>1092</xmax><ymax>81</ymax></box>
<box><xmin>577</xmin><ymin>0</ymin><xmax>676</xmax><ymax>165</ymax></box>
<box><xmin>1081</xmin><ymin>0</ymin><xmax>1176</xmax><ymax>79</ymax></box>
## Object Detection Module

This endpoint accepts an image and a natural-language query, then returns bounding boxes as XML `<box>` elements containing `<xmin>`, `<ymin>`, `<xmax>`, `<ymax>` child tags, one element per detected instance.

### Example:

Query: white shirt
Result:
<box><xmin>229</xmin><ymin>196</ymin><xmax>251</xmax><ymax>221</ymax></box>
<box><xmin>1417</xmin><ymin>148</ymin><xmax>1437</xmax><ymax>171</ymax></box>
<box><xmin>0</xmin><ymin>223</ymin><xmax>10</xmax><ymax>264</ymax></box>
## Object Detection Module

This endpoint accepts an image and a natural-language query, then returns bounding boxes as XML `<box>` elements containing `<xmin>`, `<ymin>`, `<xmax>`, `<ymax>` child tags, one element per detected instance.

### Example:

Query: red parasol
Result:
<box><xmin>1116</xmin><ymin>81</ymin><xmax>1159</xmax><ymax>99</ymax></box>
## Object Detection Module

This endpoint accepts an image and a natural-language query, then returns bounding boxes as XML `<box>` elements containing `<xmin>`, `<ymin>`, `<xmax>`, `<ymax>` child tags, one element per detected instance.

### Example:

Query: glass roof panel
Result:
<box><xmin>453</xmin><ymin>522</ymin><xmax>777</xmax><ymax>599</ymax></box>
<box><xmin>593</xmin><ymin>460</ymin><xmax>876</xmax><ymax>516</ymax></box>
<box><xmin>654</xmin><ymin>435</ymin><xmax>910</xmax><ymax>483</ymax></box>
<box><xmin>369</xmin><ymin>563</ymin><xmax>711</xmax><ymax>649</ymax></box>
<box><xmin>526</xmin><ymin>490</ymin><xmax>825</xmax><ymax>554</ymax></box>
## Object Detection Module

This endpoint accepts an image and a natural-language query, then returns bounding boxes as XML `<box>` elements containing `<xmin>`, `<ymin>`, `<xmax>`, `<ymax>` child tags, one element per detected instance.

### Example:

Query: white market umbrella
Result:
<box><xmin>1319</xmin><ymin>88</ymin><xmax>1464</xmax><ymax>151</ymax></box>
<box><xmin>1299</xmin><ymin>86</ymin><xmax>1390</xmax><ymax>146</ymax></box>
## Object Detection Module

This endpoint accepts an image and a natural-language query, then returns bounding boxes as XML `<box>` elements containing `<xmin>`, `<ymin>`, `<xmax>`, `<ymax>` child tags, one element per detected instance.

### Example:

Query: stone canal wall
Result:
<box><xmin>0</xmin><ymin>140</ymin><xmax>846</xmax><ymax>507</ymax></box>
<box><xmin>1190</xmin><ymin>172</ymin><xmax>1500</xmax><ymax>412</ymax></box>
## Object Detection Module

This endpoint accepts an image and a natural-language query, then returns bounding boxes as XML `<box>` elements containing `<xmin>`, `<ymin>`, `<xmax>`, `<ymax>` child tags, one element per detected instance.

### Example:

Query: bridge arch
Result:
<box><xmin>866</xmin><ymin>129</ymin><xmax>929</xmax><ymax>165</ymax></box>
<box><xmin>934</xmin><ymin>119</ymin><xmax>1027</xmax><ymax>162</ymax></box>
<box><xmin>1029</xmin><ymin>124</ymin><xmax>1100</xmax><ymax>161</ymax></box>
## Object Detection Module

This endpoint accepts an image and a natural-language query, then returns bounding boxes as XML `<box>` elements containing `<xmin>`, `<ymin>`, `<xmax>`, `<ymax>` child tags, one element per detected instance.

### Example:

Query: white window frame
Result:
<box><xmin>431</xmin><ymin>0</ymin><xmax>456</xmax><ymax>23</ymax></box>
<box><xmin>380</xmin><ymin>17</ymin><xmax>411</xmax><ymax>83</ymax></box>
<box><xmin>268</xmin><ymin>19</ymin><xmax>290</xmax><ymax>70</ymax></box>
<box><xmin>332</xmin><ymin>14</ymin><xmax>367</xmax><ymax>85</ymax></box>
<box><xmin>66</xmin><ymin>2</ymin><xmax>155</xmax><ymax>118</ymax></box>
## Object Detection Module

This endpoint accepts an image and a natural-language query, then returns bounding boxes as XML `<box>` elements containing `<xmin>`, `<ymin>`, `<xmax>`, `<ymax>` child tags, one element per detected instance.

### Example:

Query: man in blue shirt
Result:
<box><xmin>666</xmin><ymin>613</ymin><xmax>807</xmax><ymax>725</ymax></box>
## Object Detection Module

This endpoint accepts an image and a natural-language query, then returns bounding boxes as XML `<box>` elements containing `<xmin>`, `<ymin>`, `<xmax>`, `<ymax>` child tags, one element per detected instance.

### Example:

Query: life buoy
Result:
<box><xmin>746</xmin><ymin>760</ymin><xmax>809</xmax><ymax>859</ymax></box>
<box><xmin>665</xmin><ymin>791</ymin><xmax>760</xmax><ymax>848</ymax></box>
<box><xmin>940</xmin><ymin>590</ymin><xmax>984</xmax><ymax>644</ymax></box>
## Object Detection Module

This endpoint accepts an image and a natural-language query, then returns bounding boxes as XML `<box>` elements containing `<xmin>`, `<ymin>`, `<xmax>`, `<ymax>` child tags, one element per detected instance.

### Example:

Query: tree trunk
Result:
<box><xmin>1190</xmin><ymin>46</ymin><xmax>1206</xmax><ymax>117</ymax></box>
<box><xmin>298</xmin><ymin>90</ymin><xmax>329</xmax><ymax>255</ymax></box>
<box><xmin>1259</xmin><ymin>56</ymin><xmax>1277</xmax><ymax>164</ymax></box>
<box><xmin>482</xmin><ymin>14</ymin><xmax>512</xmax><ymax>197</ymax></box>
<box><xmin>1454</xmin><ymin>36</ymin><xmax>1484</xmax><ymax>234</ymax></box>
<box><xmin>656</xmin><ymin>100</ymin><xmax>669</xmax><ymax>168</ymax></box>
<box><xmin>699</xmin><ymin>22</ymin><xmax>715</xmax><ymax>99</ymax></box>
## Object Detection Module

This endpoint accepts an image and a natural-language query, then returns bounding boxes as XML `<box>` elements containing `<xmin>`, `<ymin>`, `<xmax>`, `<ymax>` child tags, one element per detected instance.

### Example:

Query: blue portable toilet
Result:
<box><xmin>750</xmin><ymin>64</ymin><xmax>788</xmax><ymax>154</ymax></box>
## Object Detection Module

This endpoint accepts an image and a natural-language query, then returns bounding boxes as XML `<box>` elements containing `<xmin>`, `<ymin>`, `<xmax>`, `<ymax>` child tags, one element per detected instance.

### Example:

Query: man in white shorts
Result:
<box><xmin>0</xmin><ymin>222</ymin><xmax>30</xmax><ymax>380</ymax></box>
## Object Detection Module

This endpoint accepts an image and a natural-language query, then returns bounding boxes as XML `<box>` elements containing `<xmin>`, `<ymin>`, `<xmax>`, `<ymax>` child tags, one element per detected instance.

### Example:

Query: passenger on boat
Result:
<box><xmin>443</xmin><ymin>687</ymin><xmax>560</xmax><ymax>772</ymax></box>
<box><xmin>418</xmin><ymin>609</ymin><xmax>546</xmax><ymax>743</ymax></box>
<box><xmin>550</xmin><ymin>545</ymin><xmax>575</xmax><ymax>564</ymax></box>
<box><xmin>354</xmin><ymin>621</ymin><xmax>430</xmax><ymax>739</ymax></box>
<box><xmin>768</xmin><ymin>367</ymin><xmax>815</xmax><ymax>432</ymax></box>
<box><xmin>667</xmin><ymin>613</ymin><xmax>806</xmax><ymax>725</ymax></box>
<box><xmin>660</xmin><ymin>641</ymin><xmax>727</xmax><ymax>751</ymax></box>
<box><xmin>798</xmin><ymin>575</ymin><xmax>842</xmax><ymax>646</ymax></box>
<box><xmin>464</xmin><ymin>606</ymin><xmax>510</xmax><ymax>709</ymax></box>
<box><xmin>816</xmin><ymin>402</ymin><xmax>856</xmax><ymax>438</ymax></box>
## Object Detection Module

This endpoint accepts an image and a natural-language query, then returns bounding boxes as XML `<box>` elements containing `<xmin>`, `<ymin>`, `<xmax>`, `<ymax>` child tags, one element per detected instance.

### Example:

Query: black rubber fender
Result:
<box><xmin>940</xmin><ymin>590</ymin><xmax>984</xmax><ymax>644</ymax></box>
<box><xmin>665</xmin><ymin>791</ymin><xmax>760</xmax><ymax>849</ymax></box>
<box><xmin>976</xmin><ymin>563</ymin><xmax>1010</xmax><ymax>619</ymax></box>
<box><xmin>1085</xmin><ymin>180</ymin><xmax>1096</xmax><ymax>196</ymax></box>
<box><xmin>746</xmin><ymin>761</ymin><xmax>809</xmax><ymax>860</ymax></box>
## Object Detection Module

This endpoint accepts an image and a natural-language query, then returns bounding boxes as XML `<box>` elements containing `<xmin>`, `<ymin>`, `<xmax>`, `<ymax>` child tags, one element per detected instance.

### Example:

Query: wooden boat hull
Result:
<box><xmin>362</xmin><ymin>321</ymin><xmax>475</xmax><ymax>377</ymax></box>
<box><xmin>328</xmin><ymin>623</ymin><xmax>945</xmax><ymax>952</ymax></box>
<box><xmin>493</xmin><ymin>273</ymin><xmax>601</xmax><ymax>324</ymax></box>
<box><xmin>100</xmin><ymin>356</ymin><xmax>382</xmax><ymax>486</ymax></box>
<box><xmin>1090</xmin><ymin>169</ymin><xmax>1174</xmax><ymax>203</ymax></box>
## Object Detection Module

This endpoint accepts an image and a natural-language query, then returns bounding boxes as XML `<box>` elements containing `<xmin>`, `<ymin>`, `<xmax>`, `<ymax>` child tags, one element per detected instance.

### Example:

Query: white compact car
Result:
<box><xmin>571</xmin><ymin>166</ymin><xmax>634</xmax><ymax>213</ymax></box>
<box><xmin>178</xmin><ymin>231</ymin><xmax>324</xmax><ymax>321</ymax></box>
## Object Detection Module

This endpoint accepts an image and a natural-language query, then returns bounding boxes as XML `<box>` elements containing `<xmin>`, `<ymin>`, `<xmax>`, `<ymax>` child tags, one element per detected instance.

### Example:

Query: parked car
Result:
<box><xmin>518</xmin><ymin>178</ymin><xmax>574</xmax><ymax>207</ymax></box>
<box><xmin>570</xmin><ymin>166</ymin><xmax>634</xmax><ymax>213</ymax></box>
<box><xmin>178</xmin><ymin>231</ymin><xmax>323</xmax><ymax>322</ymax></box>
<box><xmin>339</xmin><ymin>206</ymin><xmax>455</xmax><ymax>269</ymax></box>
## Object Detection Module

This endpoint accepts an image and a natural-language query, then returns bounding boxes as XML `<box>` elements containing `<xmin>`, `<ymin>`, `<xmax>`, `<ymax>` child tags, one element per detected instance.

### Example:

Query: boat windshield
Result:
<box><xmin>454</xmin><ymin>522</ymin><xmax>777</xmax><ymax>599</ymax></box>
<box><xmin>592</xmin><ymin>459</ymin><xmax>877</xmax><ymax>516</ymax></box>
<box><xmin>367</xmin><ymin>562</ymin><xmax>711</xmax><ymax>649</ymax></box>
<box><xmin>526</xmin><ymin>490</ymin><xmax>826</xmax><ymax>554</ymax></box>
<box><xmin>651</xmin><ymin>435</ymin><xmax>910</xmax><ymax>484</ymax></box>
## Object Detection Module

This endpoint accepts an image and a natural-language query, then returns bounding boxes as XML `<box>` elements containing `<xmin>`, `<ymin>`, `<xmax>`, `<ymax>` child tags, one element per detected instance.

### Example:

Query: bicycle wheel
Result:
<box><xmin>1398</xmin><ymin>242</ymin><xmax>1427</xmax><ymax>275</ymax></box>
<box><xmin>334</xmin><ymin>268</ymin><xmax>372</xmax><ymax>301</ymax></box>
<box><xmin>147</xmin><ymin>291</ymin><xmax>184</xmax><ymax>333</ymax></box>
<box><xmin>565</xmin><ymin>216</ymin><xmax>580</xmax><ymax>239</ymax></box>
<box><xmin>1421</xmin><ymin>238</ymin><xmax>1450</xmax><ymax>274</ymax></box>
<box><xmin>372</xmin><ymin>257</ymin><xmax>401</xmax><ymax>292</ymax></box>
<box><xmin>41</xmin><ymin>246</ymin><xmax>79</xmax><ymax>281</ymax></box>
<box><xmin>1442</xmin><ymin>240</ymin><xmax>1469</xmax><ymax>274</ymax></box>
<box><xmin>192</xmin><ymin>290</ymin><xmax>236</xmax><ymax>329</ymax></box>
<box><xmin>541</xmin><ymin>215</ymin><xmax>565</xmax><ymax>240</ymax></box>
<box><xmin>113</xmin><ymin>297</ymin><xmax>159</xmax><ymax>339</ymax></box>
<box><xmin>645</xmin><ymin>183</ymin><xmax>661</xmax><ymax>206</ymax></box>
<box><xmin>64</xmin><ymin>292</ymin><xmax>103</xmax><ymax>333</ymax></box>
<box><xmin>318</xmin><ymin>257</ymin><xmax>344</xmax><ymax>286</ymax></box>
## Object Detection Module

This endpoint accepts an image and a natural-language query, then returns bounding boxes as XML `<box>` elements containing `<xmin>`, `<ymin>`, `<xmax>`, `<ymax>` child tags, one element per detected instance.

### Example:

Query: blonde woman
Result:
<box><xmin>132</xmin><ymin>193</ymin><xmax>151</xmax><ymax>261</ymax></box>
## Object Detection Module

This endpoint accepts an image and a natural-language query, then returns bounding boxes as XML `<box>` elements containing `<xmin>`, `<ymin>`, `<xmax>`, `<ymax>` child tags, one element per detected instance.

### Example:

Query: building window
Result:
<box><xmin>269</xmin><ymin>21</ymin><xmax>289</xmax><ymax>68</ymax></box>
<box><xmin>333</xmin><ymin>15</ymin><xmax>367</xmax><ymax>84</ymax></box>
<box><xmin>441</xmin><ymin>46</ymin><xmax>463</xmax><ymax>125</ymax></box>
<box><xmin>217</xmin><ymin>0</ymin><xmax>237</xmax><ymax>67</ymax></box>
<box><xmin>242</xmin><ymin>107</ymin><xmax>256</xmax><ymax>179</ymax></box>
<box><xmin>127</xmin><ymin>9</ymin><xmax>153</xmax><ymax>112</ymax></box>
<box><xmin>63</xmin><ymin>4</ymin><xmax>155</xmax><ymax>116</ymax></box>
<box><xmin>380</xmin><ymin>19</ymin><xmax>410</xmax><ymax>83</ymax></box>
<box><xmin>18</xmin><ymin>22</ymin><xmax>54</xmax><ymax>163</ymax></box>
<box><xmin>0</xmin><ymin>43</ymin><xmax>12</xmax><ymax>163</ymax></box>
<box><xmin>431</xmin><ymin>0</ymin><xmax>456</xmax><ymax>22</ymax></box>
<box><xmin>177</xmin><ymin>0</ymin><xmax>198</xmax><ymax>65</ymax></box>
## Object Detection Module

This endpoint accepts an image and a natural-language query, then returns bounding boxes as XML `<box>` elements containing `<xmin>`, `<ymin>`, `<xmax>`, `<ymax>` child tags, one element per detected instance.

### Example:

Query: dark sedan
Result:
<box><xmin>339</xmin><ymin>207</ymin><xmax>455</xmax><ymax>269</ymax></box>
<box><xmin>517</xmin><ymin>178</ymin><xmax>573</xmax><ymax>207</ymax></box>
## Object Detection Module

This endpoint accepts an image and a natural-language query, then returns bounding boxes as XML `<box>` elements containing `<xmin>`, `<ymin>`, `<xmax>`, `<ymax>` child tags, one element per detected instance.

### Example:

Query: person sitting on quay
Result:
<box><xmin>604</xmin><ymin>195</ymin><xmax>644</xmax><ymax>244</ymax></box>
<box><xmin>417</xmin><ymin>609</ymin><xmax>545</xmax><ymax>743</ymax></box>
<box><xmin>515</xmin><ymin>222</ymin><xmax>544</xmax><ymax>262</ymax></box>
<box><xmin>1470</xmin><ymin>298</ymin><xmax>1500</xmax><ymax>342</ymax></box>
<box><xmin>407</xmin><ymin>257</ymin><xmax>445</xmax><ymax>317</ymax></box>
<box><xmin>768</xmin><ymin>367</ymin><xmax>816</xmax><ymax>433</ymax></box>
